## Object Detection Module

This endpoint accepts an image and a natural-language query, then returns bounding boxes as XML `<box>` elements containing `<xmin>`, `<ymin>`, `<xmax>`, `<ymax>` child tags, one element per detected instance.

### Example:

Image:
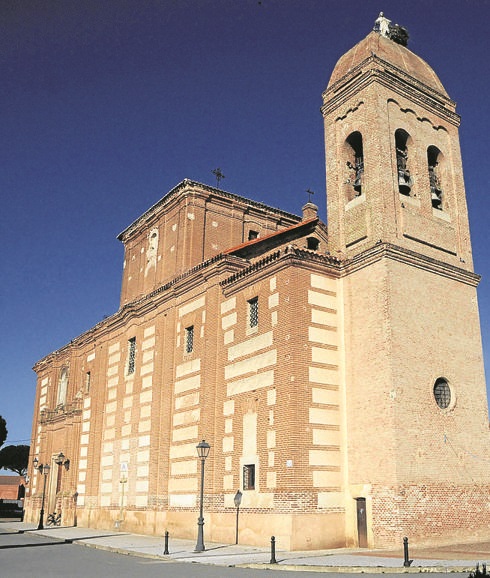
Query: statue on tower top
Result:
<box><xmin>374</xmin><ymin>12</ymin><xmax>409</xmax><ymax>47</ymax></box>
<box><xmin>374</xmin><ymin>12</ymin><xmax>391</xmax><ymax>37</ymax></box>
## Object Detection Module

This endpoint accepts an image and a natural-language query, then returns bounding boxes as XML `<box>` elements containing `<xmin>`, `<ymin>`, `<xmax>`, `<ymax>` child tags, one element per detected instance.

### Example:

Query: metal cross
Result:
<box><xmin>212</xmin><ymin>168</ymin><xmax>225</xmax><ymax>188</ymax></box>
<box><xmin>306</xmin><ymin>189</ymin><xmax>315</xmax><ymax>203</ymax></box>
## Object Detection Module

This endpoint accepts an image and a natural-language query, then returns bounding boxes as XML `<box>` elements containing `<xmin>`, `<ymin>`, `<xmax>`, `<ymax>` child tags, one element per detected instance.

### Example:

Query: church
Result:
<box><xmin>24</xmin><ymin>15</ymin><xmax>490</xmax><ymax>550</ymax></box>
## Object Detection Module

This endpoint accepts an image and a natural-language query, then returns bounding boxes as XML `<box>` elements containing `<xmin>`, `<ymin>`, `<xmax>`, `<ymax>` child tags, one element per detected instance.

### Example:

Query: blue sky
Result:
<box><xmin>2</xmin><ymin>0</ymin><xmax>490</xmax><ymax>446</ymax></box>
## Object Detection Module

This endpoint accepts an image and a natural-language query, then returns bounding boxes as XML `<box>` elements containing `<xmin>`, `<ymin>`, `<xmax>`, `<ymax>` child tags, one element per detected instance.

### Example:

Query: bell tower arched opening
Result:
<box><xmin>427</xmin><ymin>145</ymin><xmax>444</xmax><ymax>210</ymax></box>
<box><xmin>345</xmin><ymin>131</ymin><xmax>364</xmax><ymax>202</ymax></box>
<box><xmin>395</xmin><ymin>129</ymin><xmax>413</xmax><ymax>196</ymax></box>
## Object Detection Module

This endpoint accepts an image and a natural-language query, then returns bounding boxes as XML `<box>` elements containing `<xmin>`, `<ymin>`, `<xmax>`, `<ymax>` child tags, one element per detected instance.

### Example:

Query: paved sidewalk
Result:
<box><xmin>1</xmin><ymin>521</ymin><xmax>488</xmax><ymax>573</ymax></box>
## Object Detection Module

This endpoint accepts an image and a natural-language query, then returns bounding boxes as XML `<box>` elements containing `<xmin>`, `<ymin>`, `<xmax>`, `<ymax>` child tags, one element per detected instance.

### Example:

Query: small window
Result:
<box><xmin>243</xmin><ymin>464</ymin><xmax>255</xmax><ymax>490</ymax></box>
<box><xmin>307</xmin><ymin>237</ymin><xmax>320</xmax><ymax>250</ymax></box>
<box><xmin>185</xmin><ymin>326</ymin><xmax>194</xmax><ymax>354</ymax></box>
<box><xmin>248</xmin><ymin>230</ymin><xmax>259</xmax><ymax>241</ymax></box>
<box><xmin>433</xmin><ymin>377</ymin><xmax>451</xmax><ymax>409</ymax></box>
<box><xmin>127</xmin><ymin>337</ymin><xmax>136</xmax><ymax>375</ymax></box>
<box><xmin>85</xmin><ymin>371</ymin><xmax>91</xmax><ymax>393</ymax></box>
<box><xmin>248</xmin><ymin>297</ymin><xmax>258</xmax><ymax>328</ymax></box>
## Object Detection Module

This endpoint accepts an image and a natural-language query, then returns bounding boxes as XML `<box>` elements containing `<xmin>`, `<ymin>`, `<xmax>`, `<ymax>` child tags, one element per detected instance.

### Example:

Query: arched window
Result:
<box><xmin>395</xmin><ymin>129</ymin><xmax>413</xmax><ymax>195</ymax></box>
<box><xmin>345</xmin><ymin>131</ymin><xmax>364</xmax><ymax>201</ymax></box>
<box><xmin>57</xmin><ymin>367</ymin><xmax>68</xmax><ymax>406</ymax></box>
<box><xmin>427</xmin><ymin>146</ymin><xmax>443</xmax><ymax>210</ymax></box>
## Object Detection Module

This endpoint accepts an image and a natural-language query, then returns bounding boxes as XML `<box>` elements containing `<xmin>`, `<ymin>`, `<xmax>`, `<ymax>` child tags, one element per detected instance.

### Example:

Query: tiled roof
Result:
<box><xmin>224</xmin><ymin>218</ymin><xmax>318</xmax><ymax>255</ymax></box>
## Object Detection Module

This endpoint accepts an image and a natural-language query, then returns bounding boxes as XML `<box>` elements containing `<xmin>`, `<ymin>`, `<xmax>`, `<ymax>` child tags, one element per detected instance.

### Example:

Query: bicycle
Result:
<box><xmin>46</xmin><ymin>512</ymin><xmax>61</xmax><ymax>526</ymax></box>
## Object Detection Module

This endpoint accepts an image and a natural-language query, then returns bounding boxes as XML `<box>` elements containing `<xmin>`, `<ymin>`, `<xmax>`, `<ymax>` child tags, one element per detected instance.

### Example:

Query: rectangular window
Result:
<box><xmin>127</xmin><ymin>337</ymin><xmax>136</xmax><ymax>375</ymax></box>
<box><xmin>185</xmin><ymin>326</ymin><xmax>194</xmax><ymax>354</ymax></box>
<box><xmin>243</xmin><ymin>464</ymin><xmax>255</xmax><ymax>491</ymax></box>
<box><xmin>248</xmin><ymin>297</ymin><xmax>258</xmax><ymax>328</ymax></box>
<box><xmin>85</xmin><ymin>371</ymin><xmax>91</xmax><ymax>393</ymax></box>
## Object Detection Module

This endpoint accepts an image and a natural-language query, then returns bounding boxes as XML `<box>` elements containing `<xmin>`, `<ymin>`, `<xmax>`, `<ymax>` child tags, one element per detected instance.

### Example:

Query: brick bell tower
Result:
<box><xmin>322</xmin><ymin>16</ymin><xmax>490</xmax><ymax>548</ymax></box>
<box><xmin>322</xmin><ymin>16</ymin><xmax>472</xmax><ymax>268</ymax></box>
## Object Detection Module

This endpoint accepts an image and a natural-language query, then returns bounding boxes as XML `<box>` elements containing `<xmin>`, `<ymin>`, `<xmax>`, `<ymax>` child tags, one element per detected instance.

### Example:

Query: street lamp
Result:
<box><xmin>54</xmin><ymin>452</ymin><xmax>67</xmax><ymax>495</ymax></box>
<box><xmin>234</xmin><ymin>489</ymin><xmax>242</xmax><ymax>545</ymax></box>
<box><xmin>194</xmin><ymin>440</ymin><xmax>211</xmax><ymax>552</ymax></box>
<box><xmin>118</xmin><ymin>463</ymin><xmax>128</xmax><ymax>526</ymax></box>
<box><xmin>36</xmin><ymin>462</ymin><xmax>51</xmax><ymax>530</ymax></box>
<box><xmin>54</xmin><ymin>451</ymin><xmax>70</xmax><ymax>470</ymax></box>
<box><xmin>54</xmin><ymin>452</ymin><xmax>65</xmax><ymax>465</ymax></box>
<box><xmin>73</xmin><ymin>491</ymin><xmax>78</xmax><ymax>527</ymax></box>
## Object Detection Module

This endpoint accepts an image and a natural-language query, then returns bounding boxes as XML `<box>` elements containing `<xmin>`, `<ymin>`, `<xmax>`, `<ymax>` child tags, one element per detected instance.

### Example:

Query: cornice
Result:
<box><xmin>343</xmin><ymin>242</ymin><xmax>480</xmax><ymax>286</ymax></box>
<box><xmin>33</xmin><ymin>253</ymin><xmax>249</xmax><ymax>370</ymax></box>
<box><xmin>117</xmin><ymin>179</ymin><xmax>301</xmax><ymax>243</ymax></box>
<box><xmin>321</xmin><ymin>55</ymin><xmax>459</xmax><ymax>126</ymax></box>
<box><xmin>220</xmin><ymin>247</ymin><xmax>343</xmax><ymax>296</ymax></box>
<box><xmin>34</xmin><ymin>242</ymin><xmax>478</xmax><ymax>371</ymax></box>
<box><xmin>39</xmin><ymin>402</ymin><xmax>82</xmax><ymax>425</ymax></box>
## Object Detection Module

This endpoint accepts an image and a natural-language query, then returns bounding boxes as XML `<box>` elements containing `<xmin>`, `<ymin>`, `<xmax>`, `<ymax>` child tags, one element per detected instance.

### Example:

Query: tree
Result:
<box><xmin>0</xmin><ymin>445</ymin><xmax>29</xmax><ymax>476</ymax></box>
<box><xmin>0</xmin><ymin>416</ymin><xmax>7</xmax><ymax>447</ymax></box>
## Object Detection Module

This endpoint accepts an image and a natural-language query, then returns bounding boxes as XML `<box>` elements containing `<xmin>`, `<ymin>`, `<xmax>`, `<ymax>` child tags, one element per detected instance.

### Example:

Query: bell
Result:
<box><xmin>431</xmin><ymin>191</ymin><xmax>442</xmax><ymax>209</ymax></box>
<box><xmin>398</xmin><ymin>171</ymin><xmax>412</xmax><ymax>195</ymax></box>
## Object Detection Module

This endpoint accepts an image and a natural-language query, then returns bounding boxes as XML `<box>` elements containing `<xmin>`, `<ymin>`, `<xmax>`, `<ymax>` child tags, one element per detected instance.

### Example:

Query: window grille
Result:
<box><xmin>248</xmin><ymin>297</ymin><xmax>258</xmax><ymax>328</ymax></box>
<box><xmin>243</xmin><ymin>464</ymin><xmax>255</xmax><ymax>490</ymax></box>
<box><xmin>127</xmin><ymin>337</ymin><xmax>136</xmax><ymax>375</ymax></box>
<box><xmin>185</xmin><ymin>326</ymin><xmax>194</xmax><ymax>354</ymax></box>
<box><xmin>433</xmin><ymin>378</ymin><xmax>451</xmax><ymax>409</ymax></box>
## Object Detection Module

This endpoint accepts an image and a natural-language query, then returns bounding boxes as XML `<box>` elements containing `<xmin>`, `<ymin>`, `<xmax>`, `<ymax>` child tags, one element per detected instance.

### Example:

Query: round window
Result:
<box><xmin>433</xmin><ymin>377</ymin><xmax>451</xmax><ymax>409</ymax></box>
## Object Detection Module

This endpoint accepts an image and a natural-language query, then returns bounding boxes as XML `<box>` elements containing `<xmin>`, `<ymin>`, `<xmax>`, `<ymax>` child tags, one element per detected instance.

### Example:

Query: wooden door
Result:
<box><xmin>356</xmin><ymin>498</ymin><xmax>368</xmax><ymax>547</ymax></box>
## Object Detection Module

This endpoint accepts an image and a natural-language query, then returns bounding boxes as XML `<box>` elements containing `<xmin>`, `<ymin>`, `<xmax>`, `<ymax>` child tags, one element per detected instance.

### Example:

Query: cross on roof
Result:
<box><xmin>212</xmin><ymin>168</ymin><xmax>225</xmax><ymax>188</ymax></box>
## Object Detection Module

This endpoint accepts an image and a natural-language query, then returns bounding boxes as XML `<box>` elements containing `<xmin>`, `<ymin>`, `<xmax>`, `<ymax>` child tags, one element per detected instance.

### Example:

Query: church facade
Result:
<box><xmin>24</xmin><ymin>20</ymin><xmax>490</xmax><ymax>550</ymax></box>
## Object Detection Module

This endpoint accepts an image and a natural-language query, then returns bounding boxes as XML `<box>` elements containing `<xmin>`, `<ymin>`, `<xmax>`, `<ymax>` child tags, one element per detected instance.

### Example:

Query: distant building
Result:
<box><xmin>0</xmin><ymin>476</ymin><xmax>24</xmax><ymax>500</ymax></box>
<box><xmin>24</xmin><ymin>20</ymin><xmax>490</xmax><ymax>549</ymax></box>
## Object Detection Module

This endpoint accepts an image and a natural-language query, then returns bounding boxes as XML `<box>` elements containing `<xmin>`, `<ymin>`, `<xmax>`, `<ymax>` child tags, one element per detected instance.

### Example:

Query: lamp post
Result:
<box><xmin>73</xmin><ymin>491</ymin><xmax>78</xmax><ymax>527</ymax></box>
<box><xmin>234</xmin><ymin>489</ymin><xmax>242</xmax><ymax>545</ymax></box>
<box><xmin>194</xmin><ymin>440</ymin><xmax>210</xmax><ymax>552</ymax></box>
<box><xmin>118</xmin><ymin>462</ymin><xmax>128</xmax><ymax>527</ymax></box>
<box><xmin>36</xmin><ymin>462</ymin><xmax>50</xmax><ymax>530</ymax></box>
<box><xmin>54</xmin><ymin>452</ymin><xmax>65</xmax><ymax>495</ymax></box>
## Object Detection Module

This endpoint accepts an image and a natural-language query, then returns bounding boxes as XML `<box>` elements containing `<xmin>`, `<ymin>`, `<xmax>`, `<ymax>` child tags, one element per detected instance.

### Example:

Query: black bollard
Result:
<box><xmin>270</xmin><ymin>535</ymin><xmax>277</xmax><ymax>564</ymax></box>
<box><xmin>164</xmin><ymin>530</ymin><xmax>170</xmax><ymax>555</ymax></box>
<box><xmin>403</xmin><ymin>536</ymin><xmax>412</xmax><ymax>567</ymax></box>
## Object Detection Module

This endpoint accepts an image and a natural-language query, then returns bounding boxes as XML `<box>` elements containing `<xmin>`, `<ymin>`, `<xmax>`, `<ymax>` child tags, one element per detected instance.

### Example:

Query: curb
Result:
<box><xmin>73</xmin><ymin>539</ymin><xmax>168</xmax><ymax>561</ymax></box>
<box><xmin>237</xmin><ymin>563</ymin><xmax>476</xmax><ymax>574</ymax></box>
<box><xmin>73</xmin><ymin>539</ymin><xmax>476</xmax><ymax>573</ymax></box>
<box><xmin>4</xmin><ymin>525</ymin><xmax>482</xmax><ymax>573</ymax></box>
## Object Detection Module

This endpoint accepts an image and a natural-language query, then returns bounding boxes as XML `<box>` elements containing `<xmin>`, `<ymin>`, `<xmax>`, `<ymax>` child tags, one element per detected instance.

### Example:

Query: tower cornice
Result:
<box><xmin>342</xmin><ymin>242</ymin><xmax>480</xmax><ymax>286</ymax></box>
<box><xmin>322</xmin><ymin>54</ymin><xmax>459</xmax><ymax>126</ymax></box>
